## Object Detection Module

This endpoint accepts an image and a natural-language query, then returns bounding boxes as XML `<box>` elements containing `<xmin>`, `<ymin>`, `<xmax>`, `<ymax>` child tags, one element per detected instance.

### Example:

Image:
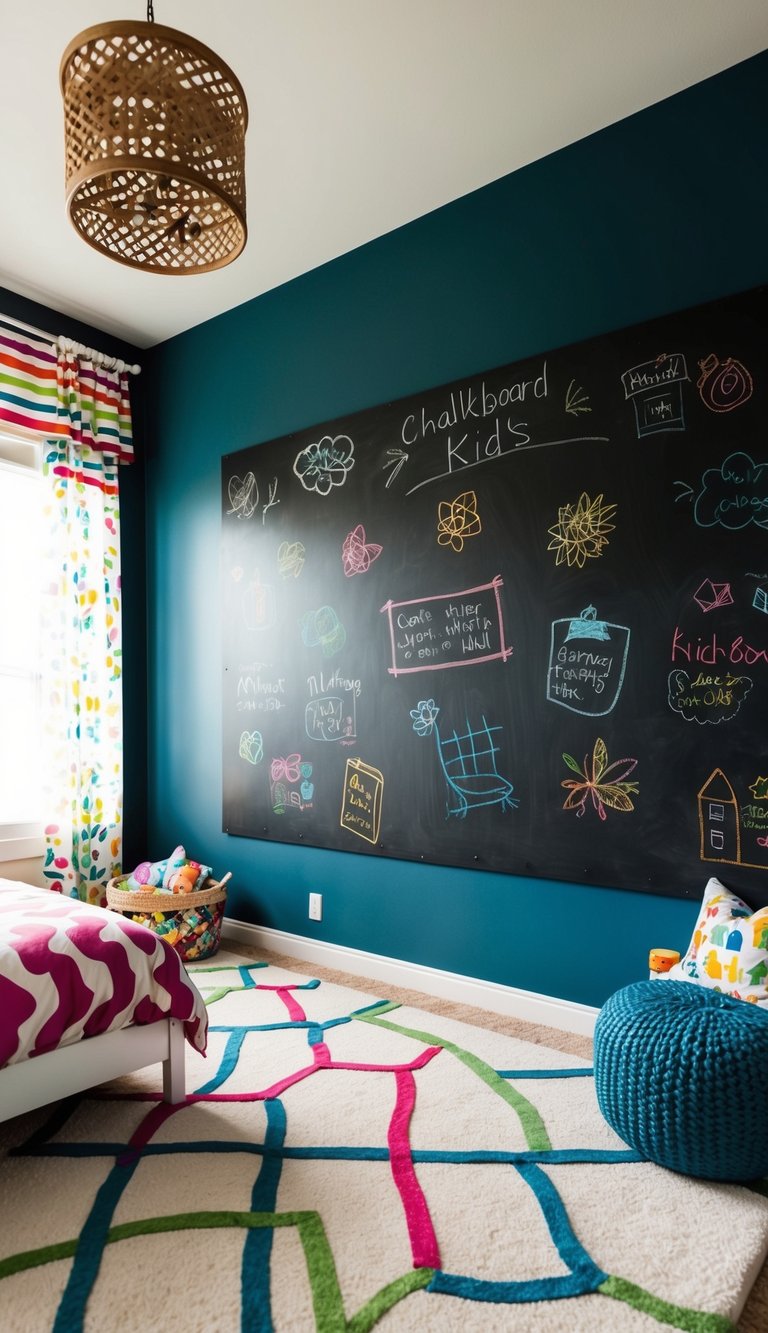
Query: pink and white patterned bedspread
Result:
<box><xmin>0</xmin><ymin>880</ymin><xmax>208</xmax><ymax>1068</ymax></box>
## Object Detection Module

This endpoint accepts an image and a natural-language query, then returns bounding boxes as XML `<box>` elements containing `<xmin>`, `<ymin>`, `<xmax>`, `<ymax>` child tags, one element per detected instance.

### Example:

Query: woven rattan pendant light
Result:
<box><xmin>60</xmin><ymin>3</ymin><xmax>248</xmax><ymax>274</ymax></box>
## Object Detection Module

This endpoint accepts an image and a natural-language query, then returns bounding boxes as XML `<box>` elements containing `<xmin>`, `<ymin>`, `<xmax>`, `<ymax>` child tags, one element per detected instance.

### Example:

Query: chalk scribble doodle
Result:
<box><xmin>436</xmin><ymin>490</ymin><xmax>482</xmax><ymax>553</ymax></box>
<box><xmin>547</xmin><ymin>492</ymin><xmax>617</xmax><ymax>568</ymax></box>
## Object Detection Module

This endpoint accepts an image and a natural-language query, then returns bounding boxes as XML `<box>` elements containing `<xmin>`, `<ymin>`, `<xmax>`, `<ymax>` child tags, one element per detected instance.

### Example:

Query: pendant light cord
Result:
<box><xmin>146</xmin><ymin>1</ymin><xmax>154</xmax><ymax>22</ymax></box>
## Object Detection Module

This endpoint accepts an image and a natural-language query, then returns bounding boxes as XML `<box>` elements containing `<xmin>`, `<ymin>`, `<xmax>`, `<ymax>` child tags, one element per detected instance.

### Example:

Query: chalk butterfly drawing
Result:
<box><xmin>561</xmin><ymin>738</ymin><xmax>638</xmax><ymax>820</ymax></box>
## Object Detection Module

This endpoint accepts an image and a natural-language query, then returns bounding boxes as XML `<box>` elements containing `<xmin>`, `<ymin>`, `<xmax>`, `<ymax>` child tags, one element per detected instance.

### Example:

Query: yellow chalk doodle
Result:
<box><xmin>437</xmin><ymin>490</ymin><xmax>482</xmax><ymax>553</ymax></box>
<box><xmin>547</xmin><ymin>492</ymin><xmax>616</xmax><ymax>568</ymax></box>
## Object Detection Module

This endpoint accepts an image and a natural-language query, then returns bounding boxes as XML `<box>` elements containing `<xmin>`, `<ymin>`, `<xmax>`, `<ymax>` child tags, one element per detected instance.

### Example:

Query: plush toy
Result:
<box><xmin>166</xmin><ymin>863</ymin><xmax>200</xmax><ymax>894</ymax></box>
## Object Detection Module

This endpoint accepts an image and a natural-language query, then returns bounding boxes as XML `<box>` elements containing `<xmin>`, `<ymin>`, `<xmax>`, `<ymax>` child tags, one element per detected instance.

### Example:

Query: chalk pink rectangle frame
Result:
<box><xmin>381</xmin><ymin>575</ymin><xmax>512</xmax><ymax>677</ymax></box>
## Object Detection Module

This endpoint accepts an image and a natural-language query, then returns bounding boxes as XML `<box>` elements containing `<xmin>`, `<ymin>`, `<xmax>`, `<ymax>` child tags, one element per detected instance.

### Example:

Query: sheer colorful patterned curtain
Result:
<box><xmin>40</xmin><ymin>343</ymin><xmax>135</xmax><ymax>904</ymax></box>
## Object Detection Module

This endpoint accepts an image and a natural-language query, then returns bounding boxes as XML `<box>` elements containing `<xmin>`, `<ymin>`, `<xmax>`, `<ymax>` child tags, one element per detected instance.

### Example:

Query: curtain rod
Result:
<box><xmin>1</xmin><ymin>312</ymin><xmax>141</xmax><ymax>376</ymax></box>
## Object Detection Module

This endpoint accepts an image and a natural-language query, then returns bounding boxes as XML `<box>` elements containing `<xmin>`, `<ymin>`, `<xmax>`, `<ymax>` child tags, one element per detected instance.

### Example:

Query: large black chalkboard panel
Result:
<box><xmin>222</xmin><ymin>286</ymin><xmax>768</xmax><ymax>902</ymax></box>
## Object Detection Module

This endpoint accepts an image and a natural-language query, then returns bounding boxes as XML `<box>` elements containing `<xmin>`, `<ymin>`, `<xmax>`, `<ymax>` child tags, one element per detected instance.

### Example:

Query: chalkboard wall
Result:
<box><xmin>222</xmin><ymin>285</ymin><xmax>768</xmax><ymax>901</ymax></box>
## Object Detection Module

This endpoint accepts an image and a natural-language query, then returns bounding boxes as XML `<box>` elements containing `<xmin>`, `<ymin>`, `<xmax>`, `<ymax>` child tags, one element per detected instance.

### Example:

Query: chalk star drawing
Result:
<box><xmin>547</xmin><ymin>492</ymin><xmax>617</xmax><ymax>568</ymax></box>
<box><xmin>342</xmin><ymin>523</ymin><xmax>383</xmax><ymax>576</ymax></box>
<box><xmin>561</xmin><ymin>738</ymin><xmax>638</xmax><ymax>820</ymax></box>
<box><xmin>239</xmin><ymin>731</ymin><xmax>264</xmax><ymax>765</ymax></box>
<box><xmin>749</xmin><ymin>776</ymin><xmax>768</xmax><ymax>800</ymax></box>
<box><xmin>436</xmin><ymin>489</ymin><xmax>482</xmax><ymax>553</ymax></box>
<box><xmin>277</xmin><ymin>541</ymin><xmax>305</xmax><ymax>579</ymax></box>
<box><xmin>565</xmin><ymin>380</ymin><xmax>591</xmax><ymax>415</ymax></box>
<box><xmin>693</xmin><ymin>579</ymin><xmax>734</xmax><ymax>613</ymax></box>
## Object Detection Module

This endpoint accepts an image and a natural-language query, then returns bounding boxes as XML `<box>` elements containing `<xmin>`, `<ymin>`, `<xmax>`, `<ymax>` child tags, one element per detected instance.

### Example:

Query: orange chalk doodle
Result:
<box><xmin>561</xmin><ymin>738</ymin><xmax>638</xmax><ymax>821</ymax></box>
<box><xmin>436</xmin><ymin>490</ymin><xmax>482</xmax><ymax>553</ymax></box>
<box><xmin>697</xmin><ymin>354</ymin><xmax>753</xmax><ymax>413</ymax></box>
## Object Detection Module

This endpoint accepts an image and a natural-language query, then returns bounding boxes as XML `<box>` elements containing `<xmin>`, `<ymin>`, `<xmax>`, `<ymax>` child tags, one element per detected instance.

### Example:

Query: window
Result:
<box><xmin>708</xmin><ymin>803</ymin><xmax>724</xmax><ymax>821</ymax></box>
<box><xmin>710</xmin><ymin>830</ymin><xmax>725</xmax><ymax>850</ymax></box>
<box><xmin>0</xmin><ymin>434</ymin><xmax>44</xmax><ymax>859</ymax></box>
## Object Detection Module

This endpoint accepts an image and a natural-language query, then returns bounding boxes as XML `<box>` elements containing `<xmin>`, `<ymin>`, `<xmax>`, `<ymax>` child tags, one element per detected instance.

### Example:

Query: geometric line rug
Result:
<box><xmin>1</xmin><ymin>955</ymin><xmax>767</xmax><ymax>1332</ymax></box>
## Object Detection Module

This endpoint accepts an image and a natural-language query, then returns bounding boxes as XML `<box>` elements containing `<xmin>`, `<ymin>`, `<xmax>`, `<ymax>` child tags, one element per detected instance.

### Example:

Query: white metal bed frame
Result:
<box><xmin>0</xmin><ymin>1016</ymin><xmax>186</xmax><ymax>1122</ymax></box>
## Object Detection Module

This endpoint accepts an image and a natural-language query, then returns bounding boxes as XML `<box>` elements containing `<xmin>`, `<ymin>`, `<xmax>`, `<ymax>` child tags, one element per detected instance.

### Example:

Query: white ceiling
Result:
<box><xmin>1</xmin><ymin>1</ymin><xmax>766</xmax><ymax>350</ymax></box>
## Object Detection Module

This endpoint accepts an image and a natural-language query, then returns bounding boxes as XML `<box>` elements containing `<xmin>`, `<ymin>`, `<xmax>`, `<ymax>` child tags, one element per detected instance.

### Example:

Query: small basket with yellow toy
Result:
<box><xmin>106</xmin><ymin>844</ymin><xmax>231</xmax><ymax>962</ymax></box>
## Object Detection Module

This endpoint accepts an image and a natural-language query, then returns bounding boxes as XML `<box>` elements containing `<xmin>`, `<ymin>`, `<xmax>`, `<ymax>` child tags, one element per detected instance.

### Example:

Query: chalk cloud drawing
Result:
<box><xmin>561</xmin><ymin>738</ymin><xmax>638</xmax><ymax>820</ymax></box>
<box><xmin>621</xmin><ymin>353</ymin><xmax>688</xmax><ymax>437</ymax></box>
<box><xmin>410</xmin><ymin>698</ymin><xmax>518</xmax><ymax>819</ymax></box>
<box><xmin>693</xmin><ymin>579</ymin><xmax>734</xmax><ymax>613</ymax></box>
<box><xmin>697</xmin><ymin>354</ymin><xmax>753</xmax><ymax>413</ymax></box>
<box><xmin>547</xmin><ymin>492</ymin><xmax>616</xmax><ymax>568</ymax></box>
<box><xmin>239</xmin><ymin>731</ymin><xmax>264</xmax><ymax>765</ymax></box>
<box><xmin>301</xmin><ymin>606</ymin><xmax>346</xmax><ymax>657</ymax></box>
<box><xmin>668</xmin><ymin>669</ymin><xmax>752</xmax><ymax>725</ymax></box>
<box><xmin>436</xmin><ymin>489</ymin><xmax>482</xmax><ymax>553</ymax></box>
<box><xmin>342</xmin><ymin>523</ymin><xmax>382</xmax><ymax>576</ymax></box>
<box><xmin>293</xmin><ymin>434</ymin><xmax>354</xmax><ymax>495</ymax></box>
<box><xmin>688</xmin><ymin>452</ymin><xmax>768</xmax><ymax>530</ymax></box>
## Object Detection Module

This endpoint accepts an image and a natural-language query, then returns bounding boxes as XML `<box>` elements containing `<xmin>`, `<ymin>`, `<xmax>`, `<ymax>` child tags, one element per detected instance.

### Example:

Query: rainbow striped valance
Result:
<box><xmin>0</xmin><ymin>319</ymin><xmax>134</xmax><ymax>462</ymax></box>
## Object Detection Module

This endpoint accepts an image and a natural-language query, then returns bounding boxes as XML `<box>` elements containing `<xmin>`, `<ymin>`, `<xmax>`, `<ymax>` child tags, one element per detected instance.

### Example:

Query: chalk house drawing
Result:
<box><xmin>410</xmin><ymin>699</ymin><xmax>518</xmax><ymax>819</ymax></box>
<box><xmin>698</xmin><ymin>769</ymin><xmax>768</xmax><ymax>872</ymax></box>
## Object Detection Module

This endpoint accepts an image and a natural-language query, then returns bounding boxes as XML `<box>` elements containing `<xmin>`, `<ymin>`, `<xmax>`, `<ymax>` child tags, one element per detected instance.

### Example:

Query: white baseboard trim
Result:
<box><xmin>223</xmin><ymin>917</ymin><xmax>598</xmax><ymax>1038</ymax></box>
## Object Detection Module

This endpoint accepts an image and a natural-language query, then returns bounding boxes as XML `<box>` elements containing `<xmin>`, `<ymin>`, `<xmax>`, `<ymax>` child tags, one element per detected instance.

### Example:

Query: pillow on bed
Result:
<box><xmin>661</xmin><ymin>877</ymin><xmax>768</xmax><ymax>1006</ymax></box>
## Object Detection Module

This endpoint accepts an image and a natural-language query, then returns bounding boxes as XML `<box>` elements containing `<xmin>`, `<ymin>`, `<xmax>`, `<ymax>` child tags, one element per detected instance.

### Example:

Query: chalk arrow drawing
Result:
<box><xmin>383</xmin><ymin>448</ymin><xmax>409</xmax><ymax>488</ymax></box>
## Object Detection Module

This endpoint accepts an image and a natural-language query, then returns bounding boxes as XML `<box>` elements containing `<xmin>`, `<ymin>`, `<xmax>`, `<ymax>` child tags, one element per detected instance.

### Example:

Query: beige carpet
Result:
<box><xmin>226</xmin><ymin>940</ymin><xmax>768</xmax><ymax>1332</ymax></box>
<box><xmin>1</xmin><ymin>939</ymin><xmax>766</xmax><ymax>1332</ymax></box>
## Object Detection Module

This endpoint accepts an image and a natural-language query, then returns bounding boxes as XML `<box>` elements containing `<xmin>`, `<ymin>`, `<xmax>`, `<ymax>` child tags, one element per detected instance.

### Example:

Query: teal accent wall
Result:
<box><xmin>144</xmin><ymin>51</ymin><xmax>768</xmax><ymax>1007</ymax></box>
<box><xmin>0</xmin><ymin>286</ymin><xmax>148</xmax><ymax>865</ymax></box>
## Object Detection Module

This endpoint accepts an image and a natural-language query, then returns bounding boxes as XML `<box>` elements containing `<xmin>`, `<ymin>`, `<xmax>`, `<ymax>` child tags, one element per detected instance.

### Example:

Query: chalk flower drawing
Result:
<box><xmin>749</xmin><ymin>776</ymin><xmax>768</xmax><ymax>801</ymax></box>
<box><xmin>437</xmin><ymin>490</ymin><xmax>482</xmax><ymax>552</ymax></box>
<box><xmin>561</xmin><ymin>738</ymin><xmax>638</xmax><ymax>820</ymax></box>
<box><xmin>342</xmin><ymin>524</ymin><xmax>383</xmax><ymax>576</ymax></box>
<box><xmin>239</xmin><ymin>730</ymin><xmax>264</xmax><ymax>765</ymax></box>
<box><xmin>547</xmin><ymin>492</ymin><xmax>617</xmax><ymax>568</ymax></box>
<box><xmin>293</xmin><ymin>434</ymin><xmax>355</xmax><ymax>496</ymax></box>
<box><xmin>410</xmin><ymin>699</ymin><xmax>440</xmax><ymax>737</ymax></box>
<box><xmin>277</xmin><ymin>541</ymin><xmax>306</xmax><ymax>579</ymax></box>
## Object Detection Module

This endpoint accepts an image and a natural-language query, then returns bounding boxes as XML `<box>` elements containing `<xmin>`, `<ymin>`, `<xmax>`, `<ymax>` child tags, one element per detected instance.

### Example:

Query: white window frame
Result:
<box><xmin>0</xmin><ymin>429</ymin><xmax>45</xmax><ymax>862</ymax></box>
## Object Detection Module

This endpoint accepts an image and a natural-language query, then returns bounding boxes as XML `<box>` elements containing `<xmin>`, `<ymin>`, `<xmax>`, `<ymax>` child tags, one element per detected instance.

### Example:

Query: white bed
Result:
<box><xmin>0</xmin><ymin>879</ymin><xmax>207</xmax><ymax>1122</ymax></box>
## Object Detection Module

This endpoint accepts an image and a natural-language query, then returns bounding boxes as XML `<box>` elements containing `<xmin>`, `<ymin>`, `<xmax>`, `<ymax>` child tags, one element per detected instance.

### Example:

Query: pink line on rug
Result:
<box><xmin>389</xmin><ymin>1067</ymin><xmax>441</xmax><ymax>1269</ymax></box>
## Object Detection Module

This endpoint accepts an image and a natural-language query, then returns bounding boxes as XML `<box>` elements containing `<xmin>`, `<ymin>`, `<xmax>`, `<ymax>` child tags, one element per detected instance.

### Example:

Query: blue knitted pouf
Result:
<box><xmin>594</xmin><ymin>979</ymin><xmax>768</xmax><ymax>1181</ymax></box>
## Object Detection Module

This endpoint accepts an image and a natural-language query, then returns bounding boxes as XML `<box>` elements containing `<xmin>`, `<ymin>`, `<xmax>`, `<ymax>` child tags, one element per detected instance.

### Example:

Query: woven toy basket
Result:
<box><xmin>106</xmin><ymin>874</ymin><xmax>228</xmax><ymax>962</ymax></box>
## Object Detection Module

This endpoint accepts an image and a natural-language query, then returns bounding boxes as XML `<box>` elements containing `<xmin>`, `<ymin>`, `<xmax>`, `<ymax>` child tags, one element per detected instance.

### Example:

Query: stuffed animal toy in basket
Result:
<box><xmin>106</xmin><ymin>844</ymin><xmax>231</xmax><ymax>962</ymax></box>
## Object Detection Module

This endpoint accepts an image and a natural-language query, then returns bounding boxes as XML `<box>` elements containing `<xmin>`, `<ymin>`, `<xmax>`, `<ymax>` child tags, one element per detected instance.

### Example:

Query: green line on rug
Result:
<box><xmin>346</xmin><ymin>1268</ymin><xmax>435</xmax><ymax>1332</ymax></box>
<box><xmin>355</xmin><ymin>1009</ymin><xmax>552</xmax><ymax>1151</ymax></box>
<box><xmin>599</xmin><ymin>1274</ymin><xmax>737</xmax><ymax>1332</ymax></box>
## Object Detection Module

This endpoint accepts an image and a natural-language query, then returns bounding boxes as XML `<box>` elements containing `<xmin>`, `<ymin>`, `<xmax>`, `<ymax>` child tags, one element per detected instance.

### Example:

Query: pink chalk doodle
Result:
<box><xmin>342</xmin><ymin>523</ymin><xmax>382</xmax><ymax>576</ymax></box>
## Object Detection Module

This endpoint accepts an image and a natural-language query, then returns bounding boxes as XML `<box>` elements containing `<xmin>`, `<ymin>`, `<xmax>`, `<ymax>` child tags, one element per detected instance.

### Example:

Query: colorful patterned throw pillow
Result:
<box><xmin>662</xmin><ymin>877</ymin><xmax>768</xmax><ymax>1006</ymax></box>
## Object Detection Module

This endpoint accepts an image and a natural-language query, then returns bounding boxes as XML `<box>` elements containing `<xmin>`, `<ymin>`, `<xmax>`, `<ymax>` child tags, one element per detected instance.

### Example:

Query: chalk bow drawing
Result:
<box><xmin>411</xmin><ymin>699</ymin><xmax>518</xmax><ymax>819</ymax></box>
<box><xmin>238</xmin><ymin>730</ymin><xmax>264</xmax><ymax>765</ymax></box>
<box><xmin>547</xmin><ymin>492</ymin><xmax>617</xmax><ymax>568</ymax></box>
<box><xmin>277</xmin><ymin>541</ymin><xmax>306</xmax><ymax>579</ymax></box>
<box><xmin>293</xmin><ymin>434</ymin><xmax>354</xmax><ymax>495</ymax></box>
<box><xmin>342</xmin><ymin>523</ymin><xmax>383</xmax><ymax>576</ymax></box>
<box><xmin>697</xmin><ymin>354</ymin><xmax>753</xmax><ymax>413</ymax></box>
<box><xmin>693</xmin><ymin>579</ymin><xmax>734</xmax><ymax>613</ymax></box>
<box><xmin>561</xmin><ymin>739</ymin><xmax>638</xmax><ymax>820</ymax></box>
<box><xmin>301</xmin><ymin>606</ymin><xmax>346</xmax><ymax>657</ymax></box>
<box><xmin>436</xmin><ymin>489</ymin><xmax>482</xmax><ymax>552</ymax></box>
<box><xmin>227</xmin><ymin>472</ymin><xmax>257</xmax><ymax>519</ymax></box>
